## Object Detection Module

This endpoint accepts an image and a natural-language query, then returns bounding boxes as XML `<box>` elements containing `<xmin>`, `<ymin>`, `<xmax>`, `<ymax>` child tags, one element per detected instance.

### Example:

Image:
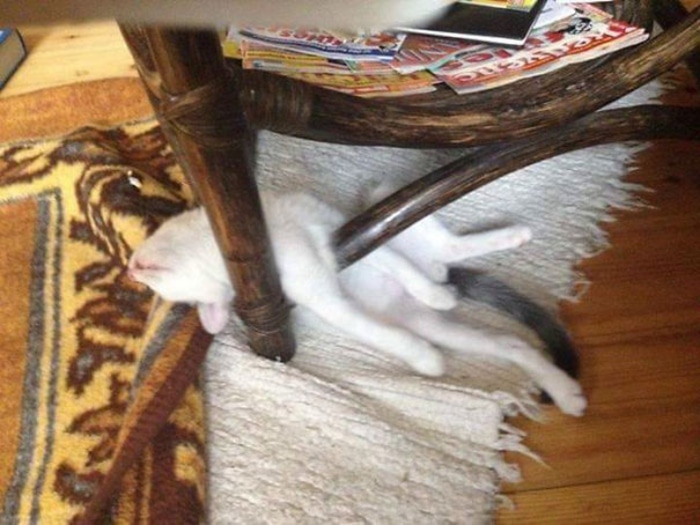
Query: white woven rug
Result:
<box><xmin>205</xmin><ymin>80</ymin><xmax>663</xmax><ymax>524</ymax></box>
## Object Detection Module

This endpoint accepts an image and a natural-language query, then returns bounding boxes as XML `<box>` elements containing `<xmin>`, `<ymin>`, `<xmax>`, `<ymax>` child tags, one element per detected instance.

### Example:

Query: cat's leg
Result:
<box><xmin>429</xmin><ymin>224</ymin><xmax>533</xmax><ymax>263</ymax></box>
<box><xmin>360</xmin><ymin>247</ymin><xmax>457</xmax><ymax>311</ymax></box>
<box><xmin>384</xmin><ymin>299</ymin><xmax>586</xmax><ymax>416</ymax></box>
<box><xmin>429</xmin><ymin>224</ymin><xmax>533</xmax><ymax>262</ymax></box>
<box><xmin>302</xmin><ymin>294</ymin><xmax>445</xmax><ymax>376</ymax></box>
<box><xmin>284</xmin><ymin>262</ymin><xmax>445</xmax><ymax>376</ymax></box>
<box><xmin>388</xmin><ymin>217</ymin><xmax>532</xmax><ymax>282</ymax></box>
<box><xmin>365</xmin><ymin>179</ymin><xmax>532</xmax><ymax>280</ymax></box>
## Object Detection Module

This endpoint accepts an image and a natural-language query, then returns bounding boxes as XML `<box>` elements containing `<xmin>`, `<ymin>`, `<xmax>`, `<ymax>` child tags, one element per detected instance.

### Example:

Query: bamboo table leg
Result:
<box><xmin>120</xmin><ymin>25</ymin><xmax>296</xmax><ymax>362</ymax></box>
<box><xmin>334</xmin><ymin>105</ymin><xmax>700</xmax><ymax>266</ymax></box>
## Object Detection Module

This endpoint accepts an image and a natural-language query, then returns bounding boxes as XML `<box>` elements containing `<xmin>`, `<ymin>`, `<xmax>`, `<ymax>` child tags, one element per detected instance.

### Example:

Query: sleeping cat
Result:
<box><xmin>128</xmin><ymin>186</ymin><xmax>586</xmax><ymax>416</ymax></box>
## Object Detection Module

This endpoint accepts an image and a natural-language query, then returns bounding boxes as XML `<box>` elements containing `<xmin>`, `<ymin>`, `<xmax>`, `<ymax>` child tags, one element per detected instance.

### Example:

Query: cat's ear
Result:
<box><xmin>197</xmin><ymin>302</ymin><xmax>230</xmax><ymax>334</ymax></box>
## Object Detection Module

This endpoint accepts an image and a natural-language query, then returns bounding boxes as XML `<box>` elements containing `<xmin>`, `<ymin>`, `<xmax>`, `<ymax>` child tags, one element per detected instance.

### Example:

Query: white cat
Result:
<box><xmin>128</xmin><ymin>186</ymin><xmax>586</xmax><ymax>416</ymax></box>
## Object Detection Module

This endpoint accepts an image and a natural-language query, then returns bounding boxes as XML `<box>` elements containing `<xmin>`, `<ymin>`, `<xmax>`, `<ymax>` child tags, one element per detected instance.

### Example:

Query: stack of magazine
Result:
<box><xmin>223</xmin><ymin>1</ymin><xmax>648</xmax><ymax>97</ymax></box>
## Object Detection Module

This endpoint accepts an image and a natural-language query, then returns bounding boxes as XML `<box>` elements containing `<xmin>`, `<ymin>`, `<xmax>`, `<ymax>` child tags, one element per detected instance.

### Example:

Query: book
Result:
<box><xmin>397</xmin><ymin>0</ymin><xmax>549</xmax><ymax>46</ymax></box>
<box><xmin>0</xmin><ymin>29</ymin><xmax>27</xmax><ymax>90</ymax></box>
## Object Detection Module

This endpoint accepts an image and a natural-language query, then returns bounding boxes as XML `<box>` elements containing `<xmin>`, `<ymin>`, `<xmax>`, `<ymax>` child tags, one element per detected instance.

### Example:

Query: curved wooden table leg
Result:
<box><xmin>654</xmin><ymin>0</ymin><xmax>700</xmax><ymax>81</ymax></box>
<box><xmin>120</xmin><ymin>25</ymin><xmax>295</xmax><ymax>361</ymax></box>
<box><xmin>335</xmin><ymin>104</ymin><xmax>700</xmax><ymax>266</ymax></box>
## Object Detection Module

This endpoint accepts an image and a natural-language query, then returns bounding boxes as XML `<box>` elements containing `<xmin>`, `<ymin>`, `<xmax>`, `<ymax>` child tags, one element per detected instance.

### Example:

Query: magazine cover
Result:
<box><xmin>238</xmin><ymin>27</ymin><xmax>406</xmax><ymax>61</ymax></box>
<box><xmin>433</xmin><ymin>4</ymin><xmax>647</xmax><ymax>93</ymax></box>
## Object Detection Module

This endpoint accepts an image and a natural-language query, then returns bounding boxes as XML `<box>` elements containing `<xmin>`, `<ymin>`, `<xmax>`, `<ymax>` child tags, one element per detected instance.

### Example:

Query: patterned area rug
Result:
<box><xmin>0</xmin><ymin>81</ymin><xmax>211</xmax><ymax>523</ymax></box>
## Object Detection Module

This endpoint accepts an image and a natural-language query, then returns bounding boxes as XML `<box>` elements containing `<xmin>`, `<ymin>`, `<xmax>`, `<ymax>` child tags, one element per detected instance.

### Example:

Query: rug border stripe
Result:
<box><xmin>1</xmin><ymin>191</ymin><xmax>61</xmax><ymax>523</ymax></box>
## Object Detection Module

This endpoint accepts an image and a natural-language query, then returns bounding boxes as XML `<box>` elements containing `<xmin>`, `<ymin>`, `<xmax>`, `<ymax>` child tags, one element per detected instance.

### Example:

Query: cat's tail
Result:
<box><xmin>447</xmin><ymin>267</ymin><xmax>580</xmax><ymax>383</ymax></box>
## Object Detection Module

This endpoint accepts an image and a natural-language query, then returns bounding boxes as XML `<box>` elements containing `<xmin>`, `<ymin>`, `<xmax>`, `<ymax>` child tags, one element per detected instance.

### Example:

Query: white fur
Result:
<box><xmin>129</xmin><ymin>190</ymin><xmax>586</xmax><ymax>416</ymax></box>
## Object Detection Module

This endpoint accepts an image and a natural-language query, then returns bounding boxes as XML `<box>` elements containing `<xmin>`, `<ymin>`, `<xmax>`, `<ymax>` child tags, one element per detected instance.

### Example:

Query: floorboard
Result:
<box><xmin>500</xmin><ymin>470</ymin><xmax>700</xmax><ymax>525</ymax></box>
<box><xmin>1</xmin><ymin>22</ymin><xmax>136</xmax><ymax>98</ymax></box>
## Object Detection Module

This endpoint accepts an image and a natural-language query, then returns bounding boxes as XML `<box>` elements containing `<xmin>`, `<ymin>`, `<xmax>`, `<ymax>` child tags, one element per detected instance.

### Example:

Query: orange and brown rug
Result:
<box><xmin>0</xmin><ymin>80</ymin><xmax>211</xmax><ymax>524</ymax></box>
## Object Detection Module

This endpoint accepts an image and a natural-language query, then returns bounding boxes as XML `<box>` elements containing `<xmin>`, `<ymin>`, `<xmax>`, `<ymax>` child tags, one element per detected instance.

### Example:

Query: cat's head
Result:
<box><xmin>128</xmin><ymin>208</ymin><xmax>234</xmax><ymax>334</ymax></box>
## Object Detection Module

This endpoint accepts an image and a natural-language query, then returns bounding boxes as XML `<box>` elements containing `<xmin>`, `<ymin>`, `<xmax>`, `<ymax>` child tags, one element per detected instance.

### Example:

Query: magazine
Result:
<box><xmin>277</xmin><ymin>70</ymin><xmax>437</xmax><ymax>97</ymax></box>
<box><xmin>223</xmin><ymin>3</ymin><xmax>647</xmax><ymax>98</ymax></box>
<box><xmin>432</xmin><ymin>4</ymin><xmax>648</xmax><ymax>94</ymax></box>
<box><xmin>237</xmin><ymin>27</ymin><xmax>406</xmax><ymax>61</ymax></box>
<box><xmin>388</xmin><ymin>34</ymin><xmax>485</xmax><ymax>74</ymax></box>
<box><xmin>241</xmin><ymin>41</ymin><xmax>355</xmax><ymax>75</ymax></box>
<box><xmin>224</xmin><ymin>28</ymin><xmax>434</xmax><ymax>96</ymax></box>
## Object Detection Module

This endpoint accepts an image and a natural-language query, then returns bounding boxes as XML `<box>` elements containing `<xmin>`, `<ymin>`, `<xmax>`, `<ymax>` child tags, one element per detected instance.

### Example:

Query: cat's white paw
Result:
<box><xmin>544</xmin><ymin>373</ymin><xmax>587</xmax><ymax>417</ymax></box>
<box><xmin>500</xmin><ymin>225</ymin><xmax>533</xmax><ymax>249</ymax></box>
<box><xmin>493</xmin><ymin>336</ymin><xmax>586</xmax><ymax>417</ymax></box>
<box><xmin>427</xmin><ymin>262</ymin><xmax>449</xmax><ymax>283</ymax></box>
<box><xmin>406</xmin><ymin>278</ymin><xmax>458</xmax><ymax>311</ymax></box>
<box><xmin>407</xmin><ymin>343</ymin><xmax>445</xmax><ymax>377</ymax></box>
<box><xmin>559</xmin><ymin>390</ymin><xmax>587</xmax><ymax>417</ymax></box>
<box><xmin>420</xmin><ymin>284</ymin><xmax>458</xmax><ymax>311</ymax></box>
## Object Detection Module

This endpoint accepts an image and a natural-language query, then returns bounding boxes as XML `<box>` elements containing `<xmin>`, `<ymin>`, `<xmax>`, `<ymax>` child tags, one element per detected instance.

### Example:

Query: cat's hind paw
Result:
<box><xmin>546</xmin><ymin>375</ymin><xmax>587</xmax><ymax>417</ymax></box>
<box><xmin>407</xmin><ymin>280</ymin><xmax>458</xmax><ymax>311</ymax></box>
<box><xmin>421</xmin><ymin>285</ymin><xmax>458</xmax><ymax>311</ymax></box>
<box><xmin>559</xmin><ymin>390</ymin><xmax>587</xmax><ymax>417</ymax></box>
<box><xmin>407</xmin><ymin>343</ymin><xmax>445</xmax><ymax>377</ymax></box>
<box><xmin>494</xmin><ymin>224</ymin><xmax>533</xmax><ymax>251</ymax></box>
<box><xmin>427</xmin><ymin>262</ymin><xmax>449</xmax><ymax>283</ymax></box>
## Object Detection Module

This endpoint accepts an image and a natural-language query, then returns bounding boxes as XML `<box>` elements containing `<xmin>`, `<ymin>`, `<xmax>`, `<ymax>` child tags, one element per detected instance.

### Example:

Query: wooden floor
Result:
<box><xmin>4</xmin><ymin>14</ymin><xmax>699</xmax><ymax>524</ymax></box>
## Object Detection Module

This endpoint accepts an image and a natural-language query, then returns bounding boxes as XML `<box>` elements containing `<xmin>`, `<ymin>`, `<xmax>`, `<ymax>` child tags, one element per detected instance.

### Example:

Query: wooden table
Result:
<box><xmin>118</xmin><ymin>0</ymin><xmax>699</xmax><ymax>362</ymax></box>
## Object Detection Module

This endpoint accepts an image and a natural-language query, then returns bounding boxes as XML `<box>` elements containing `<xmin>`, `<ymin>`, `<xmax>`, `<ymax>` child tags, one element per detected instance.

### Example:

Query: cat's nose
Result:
<box><xmin>126</xmin><ymin>260</ymin><xmax>139</xmax><ymax>281</ymax></box>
